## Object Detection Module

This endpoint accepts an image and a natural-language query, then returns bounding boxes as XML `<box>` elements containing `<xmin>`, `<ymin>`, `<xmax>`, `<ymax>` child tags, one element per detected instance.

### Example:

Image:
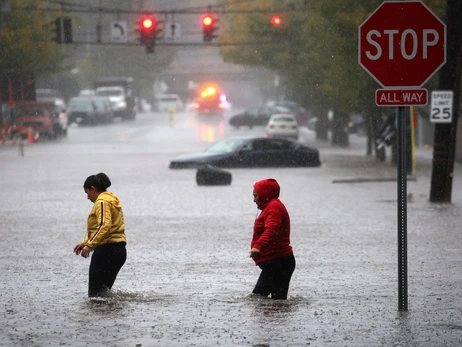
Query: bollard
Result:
<box><xmin>168</xmin><ymin>106</ymin><xmax>174</xmax><ymax>127</ymax></box>
<box><xmin>18</xmin><ymin>139</ymin><xmax>24</xmax><ymax>157</ymax></box>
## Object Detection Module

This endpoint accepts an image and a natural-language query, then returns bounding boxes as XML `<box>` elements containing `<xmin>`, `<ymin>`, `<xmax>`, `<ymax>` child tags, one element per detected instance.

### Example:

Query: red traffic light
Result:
<box><xmin>203</xmin><ymin>16</ymin><xmax>213</xmax><ymax>26</ymax></box>
<box><xmin>140</xmin><ymin>16</ymin><xmax>156</xmax><ymax>32</ymax></box>
<box><xmin>271</xmin><ymin>15</ymin><xmax>282</xmax><ymax>26</ymax></box>
<box><xmin>142</xmin><ymin>18</ymin><xmax>153</xmax><ymax>29</ymax></box>
<box><xmin>202</xmin><ymin>14</ymin><xmax>218</xmax><ymax>42</ymax></box>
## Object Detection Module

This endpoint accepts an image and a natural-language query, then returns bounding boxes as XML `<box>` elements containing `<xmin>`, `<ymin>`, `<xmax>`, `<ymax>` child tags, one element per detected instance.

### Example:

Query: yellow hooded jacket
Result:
<box><xmin>82</xmin><ymin>192</ymin><xmax>126</xmax><ymax>249</ymax></box>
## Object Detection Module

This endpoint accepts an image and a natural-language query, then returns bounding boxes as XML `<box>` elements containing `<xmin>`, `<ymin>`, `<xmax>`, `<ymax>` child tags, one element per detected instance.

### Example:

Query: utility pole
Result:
<box><xmin>429</xmin><ymin>0</ymin><xmax>462</xmax><ymax>203</ymax></box>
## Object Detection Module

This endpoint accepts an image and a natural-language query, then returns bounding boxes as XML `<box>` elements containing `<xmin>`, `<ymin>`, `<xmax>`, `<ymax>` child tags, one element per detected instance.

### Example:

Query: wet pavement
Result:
<box><xmin>1</xmin><ymin>114</ymin><xmax>461</xmax><ymax>346</ymax></box>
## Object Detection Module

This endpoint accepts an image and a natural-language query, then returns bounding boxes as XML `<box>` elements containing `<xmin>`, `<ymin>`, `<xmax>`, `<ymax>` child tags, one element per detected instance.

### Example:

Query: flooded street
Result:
<box><xmin>1</xmin><ymin>112</ymin><xmax>462</xmax><ymax>346</ymax></box>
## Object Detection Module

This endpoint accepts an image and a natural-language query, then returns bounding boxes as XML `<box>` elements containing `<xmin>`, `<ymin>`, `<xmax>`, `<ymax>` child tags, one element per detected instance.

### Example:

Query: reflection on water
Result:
<box><xmin>195</xmin><ymin>118</ymin><xmax>225</xmax><ymax>143</ymax></box>
<box><xmin>243</xmin><ymin>295</ymin><xmax>310</xmax><ymax>346</ymax></box>
<box><xmin>247</xmin><ymin>294</ymin><xmax>308</xmax><ymax>318</ymax></box>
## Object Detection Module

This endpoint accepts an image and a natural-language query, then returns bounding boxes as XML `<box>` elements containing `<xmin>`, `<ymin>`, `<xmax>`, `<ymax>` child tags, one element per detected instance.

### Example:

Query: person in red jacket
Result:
<box><xmin>250</xmin><ymin>178</ymin><xmax>296</xmax><ymax>300</ymax></box>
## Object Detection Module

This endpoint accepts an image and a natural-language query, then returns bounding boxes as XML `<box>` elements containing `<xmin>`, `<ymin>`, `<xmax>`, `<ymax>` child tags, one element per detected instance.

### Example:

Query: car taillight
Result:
<box><xmin>194</xmin><ymin>103</ymin><xmax>200</xmax><ymax>109</ymax></box>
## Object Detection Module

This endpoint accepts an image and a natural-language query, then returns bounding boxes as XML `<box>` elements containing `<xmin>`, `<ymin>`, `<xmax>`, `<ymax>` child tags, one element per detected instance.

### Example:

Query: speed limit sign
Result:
<box><xmin>430</xmin><ymin>90</ymin><xmax>453</xmax><ymax>123</ymax></box>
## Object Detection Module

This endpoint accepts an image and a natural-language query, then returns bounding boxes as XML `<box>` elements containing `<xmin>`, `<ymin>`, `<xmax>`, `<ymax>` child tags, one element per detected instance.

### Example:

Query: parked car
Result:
<box><xmin>67</xmin><ymin>95</ymin><xmax>112</xmax><ymax>125</ymax></box>
<box><xmin>169</xmin><ymin>136</ymin><xmax>321</xmax><ymax>169</ymax></box>
<box><xmin>35</xmin><ymin>97</ymin><xmax>68</xmax><ymax>136</ymax></box>
<box><xmin>14</xmin><ymin>101</ymin><xmax>67</xmax><ymax>138</ymax></box>
<box><xmin>229</xmin><ymin>105</ymin><xmax>290</xmax><ymax>129</ymax></box>
<box><xmin>266</xmin><ymin>100</ymin><xmax>310</xmax><ymax>125</ymax></box>
<box><xmin>92</xmin><ymin>95</ymin><xmax>114</xmax><ymax>123</ymax></box>
<box><xmin>265</xmin><ymin>113</ymin><xmax>299</xmax><ymax>139</ymax></box>
<box><xmin>155</xmin><ymin>94</ymin><xmax>184</xmax><ymax>112</ymax></box>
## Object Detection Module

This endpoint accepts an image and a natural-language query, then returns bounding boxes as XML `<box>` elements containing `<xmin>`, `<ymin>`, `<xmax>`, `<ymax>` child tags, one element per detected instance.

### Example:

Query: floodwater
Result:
<box><xmin>1</xmin><ymin>113</ymin><xmax>462</xmax><ymax>346</ymax></box>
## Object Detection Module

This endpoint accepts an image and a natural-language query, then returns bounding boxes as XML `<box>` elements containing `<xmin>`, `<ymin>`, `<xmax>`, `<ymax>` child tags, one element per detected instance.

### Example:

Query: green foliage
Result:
<box><xmin>218</xmin><ymin>0</ymin><xmax>446</xmax><ymax>115</ymax></box>
<box><xmin>0</xmin><ymin>0</ymin><xmax>67</xmax><ymax>75</ymax></box>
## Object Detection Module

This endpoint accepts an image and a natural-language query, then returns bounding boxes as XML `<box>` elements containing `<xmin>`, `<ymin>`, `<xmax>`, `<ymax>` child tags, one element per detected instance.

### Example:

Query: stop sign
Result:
<box><xmin>359</xmin><ymin>1</ymin><xmax>446</xmax><ymax>88</ymax></box>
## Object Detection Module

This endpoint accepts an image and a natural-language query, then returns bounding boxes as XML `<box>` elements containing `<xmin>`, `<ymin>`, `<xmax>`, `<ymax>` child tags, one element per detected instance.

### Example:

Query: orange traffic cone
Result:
<box><xmin>28</xmin><ymin>129</ymin><xmax>34</xmax><ymax>144</ymax></box>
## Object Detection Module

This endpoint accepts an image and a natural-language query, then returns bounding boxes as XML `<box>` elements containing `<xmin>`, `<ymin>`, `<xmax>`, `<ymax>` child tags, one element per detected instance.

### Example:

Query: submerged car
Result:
<box><xmin>169</xmin><ymin>136</ymin><xmax>321</xmax><ymax>169</ymax></box>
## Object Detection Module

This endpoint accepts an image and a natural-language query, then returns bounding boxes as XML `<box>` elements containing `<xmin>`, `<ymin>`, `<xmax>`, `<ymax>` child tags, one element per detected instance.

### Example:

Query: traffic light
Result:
<box><xmin>202</xmin><ymin>15</ymin><xmax>218</xmax><ymax>42</ymax></box>
<box><xmin>270</xmin><ymin>15</ymin><xmax>282</xmax><ymax>27</ymax></box>
<box><xmin>139</xmin><ymin>15</ymin><xmax>159</xmax><ymax>53</ymax></box>
<box><xmin>22</xmin><ymin>74</ymin><xmax>36</xmax><ymax>101</ymax></box>
<box><xmin>51</xmin><ymin>17</ymin><xmax>62</xmax><ymax>44</ymax></box>
<box><xmin>270</xmin><ymin>15</ymin><xmax>283</xmax><ymax>42</ymax></box>
<box><xmin>51</xmin><ymin>17</ymin><xmax>72</xmax><ymax>44</ymax></box>
<box><xmin>63</xmin><ymin>17</ymin><xmax>73</xmax><ymax>44</ymax></box>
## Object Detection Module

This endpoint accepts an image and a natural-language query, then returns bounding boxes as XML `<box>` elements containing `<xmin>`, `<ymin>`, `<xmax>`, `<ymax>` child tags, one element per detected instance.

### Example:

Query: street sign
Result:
<box><xmin>164</xmin><ymin>22</ymin><xmax>182</xmax><ymax>42</ymax></box>
<box><xmin>430</xmin><ymin>90</ymin><xmax>453</xmax><ymax>123</ymax></box>
<box><xmin>111</xmin><ymin>21</ymin><xmax>128</xmax><ymax>43</ymax></box>
<box><xmin>376</xmin><ymin>89</ymin><xmax>427</xmax><ymax>106</ymax></box>
<box><xmin>358</xmin><ymin>0</ymin><xmax>448</xmax><ymax>313</ymax></box>
<box><xmin>359</xmin><ymin>1</ymin><xmax>446</xmax><ymax>88</ymax></box>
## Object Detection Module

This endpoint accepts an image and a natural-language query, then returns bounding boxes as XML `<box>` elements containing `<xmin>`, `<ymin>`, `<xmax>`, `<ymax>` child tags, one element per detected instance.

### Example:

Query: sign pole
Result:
<box><xmin>397</xmin><ymin>106</ymin><xmax>408</xmax><ymax>311</ymax></box>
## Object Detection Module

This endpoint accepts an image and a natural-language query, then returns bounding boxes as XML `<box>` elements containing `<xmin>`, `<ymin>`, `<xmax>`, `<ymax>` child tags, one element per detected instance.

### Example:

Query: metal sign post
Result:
<box><xmin>359</xmin><ymin>0</ymin><xmax>447</xmax><ymax>312</ymax></box>
<box><xmin>397</xmin><ymin>106</ymin><xmax>408</xmax><ymax>311</ymax></box>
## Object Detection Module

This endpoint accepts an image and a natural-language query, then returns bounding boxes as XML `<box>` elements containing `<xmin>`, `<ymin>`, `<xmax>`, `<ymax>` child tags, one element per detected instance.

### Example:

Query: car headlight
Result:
<box><xmin>117</xmin><ymin>101</ymin><xmax>127</xmax><ymax>109</ymax></box>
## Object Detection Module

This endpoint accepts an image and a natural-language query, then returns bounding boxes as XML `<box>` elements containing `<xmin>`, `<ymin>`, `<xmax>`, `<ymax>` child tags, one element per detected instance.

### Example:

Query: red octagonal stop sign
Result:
<box><xmin>359</xmin><ymin>1</ymin><xmax>446</xmax><ymax>88</ymax></box>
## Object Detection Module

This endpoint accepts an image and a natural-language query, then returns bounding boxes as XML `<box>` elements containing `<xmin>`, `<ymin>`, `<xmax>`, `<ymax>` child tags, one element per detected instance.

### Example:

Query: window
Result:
<box><xmin>251</xmin><ymin>138</ymin><xmax>293</xmax><ymax>151</ymax></box>
<box><xmin>271</xmin><ymin>115</ymin><xmax>296</xmax><ymax>123</ymax></box>
<box><xmin>206</xmin><ymin>138</ymin><xmax>248</xmax><ymax>153</ymax></box>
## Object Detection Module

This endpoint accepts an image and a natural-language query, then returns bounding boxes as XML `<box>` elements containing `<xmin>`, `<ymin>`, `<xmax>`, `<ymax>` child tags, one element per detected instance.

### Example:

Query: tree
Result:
<box><xmin>0</xmin><ymin>0</ymin><xmax>67</xmax><ymax>76</ymax></box>
<box><xmin>218</xmin><ymin>0</ymin><xmax>448</xmax><ymax>149</ymax></box>
<box><xmin>430</xmin><ymin>0</ymin><xmax>462</xmax><ymax>203</ymax></box>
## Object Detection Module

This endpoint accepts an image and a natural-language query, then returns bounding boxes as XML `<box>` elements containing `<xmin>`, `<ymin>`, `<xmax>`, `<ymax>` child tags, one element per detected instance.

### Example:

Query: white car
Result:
<box><xmin>265</xmin><ymin>113</ymin><xmax>299</xmax><ymax>139</ymax></box>
<box><xmin>155</xmin><ymin>94</ymin><xmax>184</xmax><ymax>112</ymax></box>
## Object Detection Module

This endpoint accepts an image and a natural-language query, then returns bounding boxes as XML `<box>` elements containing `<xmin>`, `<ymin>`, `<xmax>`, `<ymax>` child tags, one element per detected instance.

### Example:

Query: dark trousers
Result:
<box><xmin>88</xmin><ymin>242</ymin><xmax>127</xmax><ymax>297</ymax></box>
<box><xmin>252</xmin><ymin>254</ymin><xmax>296</xmax><ymax>300</ymax></box>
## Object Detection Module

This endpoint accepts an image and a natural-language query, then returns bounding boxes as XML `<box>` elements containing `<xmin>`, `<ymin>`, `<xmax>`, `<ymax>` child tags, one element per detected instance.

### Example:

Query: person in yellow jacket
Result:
<box><xmin>73</xmin><ymin>172</ymin><xmax>127</xmax><ymax>297</ymax></box>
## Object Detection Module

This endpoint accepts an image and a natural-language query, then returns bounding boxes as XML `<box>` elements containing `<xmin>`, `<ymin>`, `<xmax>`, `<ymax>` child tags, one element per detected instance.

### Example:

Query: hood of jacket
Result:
<box><xmin>253</xmin><ymin>178</ymin><xmax>280</xmax><ymax>210</ymax></box>
<box><xmin>96</xmin><ymin>191</ymin><xmax>122</xmax><ymax>209</ymax></box>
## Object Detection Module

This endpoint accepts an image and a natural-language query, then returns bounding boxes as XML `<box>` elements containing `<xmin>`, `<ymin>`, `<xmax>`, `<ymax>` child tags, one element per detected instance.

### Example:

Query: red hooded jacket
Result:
<box><xmin>251</xmin><ymin>178</ymin><xmax>293</xmax><ymax>265</ymax></box>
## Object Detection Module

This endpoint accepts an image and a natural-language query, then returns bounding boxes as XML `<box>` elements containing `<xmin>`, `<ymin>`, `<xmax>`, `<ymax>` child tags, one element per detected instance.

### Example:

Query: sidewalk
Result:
<box><xmin>299</xmin><ymin>127</ymin><xmax>439</xmax><ymax>178</ymax></box>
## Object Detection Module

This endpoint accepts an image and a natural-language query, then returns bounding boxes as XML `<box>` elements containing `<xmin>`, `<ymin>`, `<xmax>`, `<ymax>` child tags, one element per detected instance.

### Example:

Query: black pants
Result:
<box><xmin>88</xmin><ymin>242</ymin><xmax>127</xmax><ymax>297</ymax></box>
<box><xmin>252</xmin><ymin>254</ymin><xmax>296</xmax><ymax>300</ymax></box>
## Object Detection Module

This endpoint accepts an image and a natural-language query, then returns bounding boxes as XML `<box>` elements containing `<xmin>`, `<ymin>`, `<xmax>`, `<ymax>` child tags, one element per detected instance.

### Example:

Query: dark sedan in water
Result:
<box><xmin>169</xmin><ymin>136</ymin><xmax>321</xmax><ymax>169</ymax></box>
<box><xmin>229</xmin><ymin>105</ymin><xmax>290</xmax><ymax>129</ymax></box>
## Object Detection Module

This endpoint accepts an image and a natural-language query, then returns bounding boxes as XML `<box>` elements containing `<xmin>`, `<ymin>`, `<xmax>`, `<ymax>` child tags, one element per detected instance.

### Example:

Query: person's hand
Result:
<box><xmin>80</xmin><ymin>245</ymin><xmax>92</xmax><ymax>258</ymax></box>
<box><xmin>249</xmin><ymin>248</ymin><xmax>261</xmax><ymax>259</ymax></box>
<box><xmin>73</xmin><ymin>243</ymin><xmax>85</xmax><ymax>255</ymax></box>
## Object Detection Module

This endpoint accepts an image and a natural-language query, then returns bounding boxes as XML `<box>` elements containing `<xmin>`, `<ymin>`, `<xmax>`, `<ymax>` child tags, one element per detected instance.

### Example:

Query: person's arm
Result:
<box><xmin>252</xmin><ymin>206</ymin><xmax>283</xmax><ymax>252</ymax></box>
<box><xmin>85</xmin><ymin>200</ymin><xmax>113</xmax><ymax>249</ymax></box>
<box><xmin>74</xmin><ymin>235</ymin><xmax>90</xmax><ymax>255</ymax></box>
